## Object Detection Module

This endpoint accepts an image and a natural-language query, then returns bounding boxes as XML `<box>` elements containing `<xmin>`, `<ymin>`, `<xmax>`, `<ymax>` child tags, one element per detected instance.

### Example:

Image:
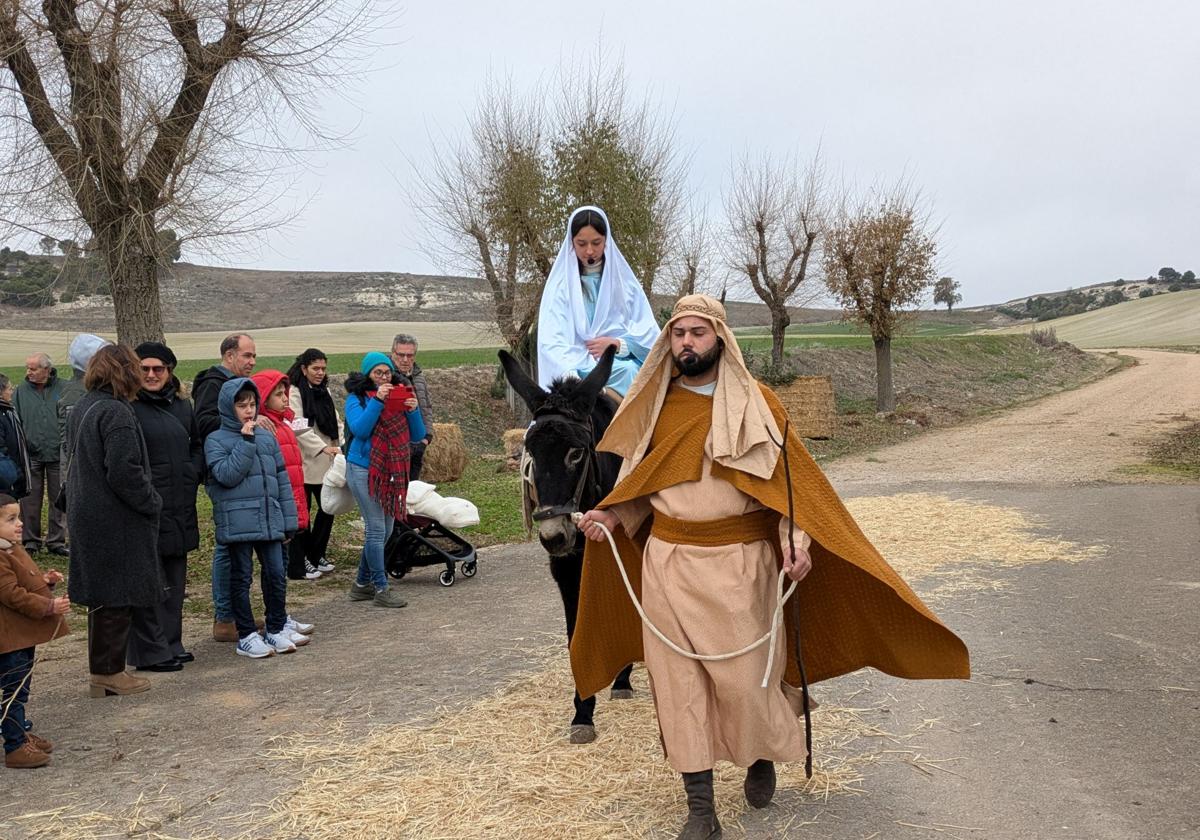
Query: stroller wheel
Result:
<box><xmin>438</xmin><ymin>569</ymin><xmax>455</xmax><ymax>587</ymax></box>
<box><xmin>461</xmin><ymin>560</ymin><xmax>478</xmax><ymax>578</ymax></box>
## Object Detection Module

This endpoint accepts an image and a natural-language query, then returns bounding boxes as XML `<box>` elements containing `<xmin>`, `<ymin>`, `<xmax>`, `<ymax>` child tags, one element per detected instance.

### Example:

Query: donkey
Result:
<box><xmin>500</xmin><ymin>346</ymin><xmax>635</xmax><ymax>744</ymax></box>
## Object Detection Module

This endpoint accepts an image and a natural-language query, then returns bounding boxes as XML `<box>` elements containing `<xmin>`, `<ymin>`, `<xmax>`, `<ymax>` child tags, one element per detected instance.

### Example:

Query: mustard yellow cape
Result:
<box><xmin>569</xmin><ymin>384</ymin><xmax>971</xmax><ymax>698</ymax></box>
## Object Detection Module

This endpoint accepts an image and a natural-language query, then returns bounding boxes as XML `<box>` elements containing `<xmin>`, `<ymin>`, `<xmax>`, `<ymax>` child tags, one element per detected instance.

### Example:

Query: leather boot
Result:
<box><xmin>89</xmin><ymin>671</ymin><xmax>151</xmax><ymax>698</ymax></box>
<box><xmin>4</xmin><ymin>742</ymin><xmax>49</xmax><ymax>769</ymax></box>
<box><xmin>212</xmin><ymin>620</ymin><xmax>238</xmax><ymax>642</ymax></box>
<box><xmin>744</xmin><ymin>759</ymin><xmax>776</xmax><ymax>808</ymax></box>
<box><xmin>677</xmin><ymin>770</ymin><xmax>722</xmax><ymax>839</ymax></box>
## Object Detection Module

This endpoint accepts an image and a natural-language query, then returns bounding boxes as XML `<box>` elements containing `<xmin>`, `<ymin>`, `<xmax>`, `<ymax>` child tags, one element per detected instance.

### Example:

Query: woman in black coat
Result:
<box><xmin>127</xmin><ymin>342</ymin><xmax>204</xmax><ymax>672</ymax></box>
<box><xmin>65</xmin><ymin>345</ymin><xmax>163</xmax><ymax>698</ymax></box>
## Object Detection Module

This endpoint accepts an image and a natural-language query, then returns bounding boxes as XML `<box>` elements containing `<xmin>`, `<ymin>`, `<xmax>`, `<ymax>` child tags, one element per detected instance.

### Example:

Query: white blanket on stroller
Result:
<box><xmin>406</xmin><ymin>480</ymin><xmax>480</xmax><ymax>528</ymax></box>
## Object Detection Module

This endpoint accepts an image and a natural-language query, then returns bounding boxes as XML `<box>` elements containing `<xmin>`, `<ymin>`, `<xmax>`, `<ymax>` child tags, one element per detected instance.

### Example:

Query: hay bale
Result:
<box><xmin>422</xmin><ymin>422</ymin><xmax>468</xmax><ymax>482</ymax></box>
<box><xmin>774</xmin><ymin>375</ymin><xmax>835</xmax><ymax>439</ymax></box>
<box><xmin>501</xmin><ymin>428</ymin><xmax>526</xmax><ymax>459</ymax></box>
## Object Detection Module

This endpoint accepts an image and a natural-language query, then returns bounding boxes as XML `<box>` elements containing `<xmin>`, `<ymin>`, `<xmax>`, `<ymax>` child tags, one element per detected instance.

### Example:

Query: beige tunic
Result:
<box><xmin>612</xmin><ymin>413</ymin><xmax>811</xmax><ymax>773</ymax></box>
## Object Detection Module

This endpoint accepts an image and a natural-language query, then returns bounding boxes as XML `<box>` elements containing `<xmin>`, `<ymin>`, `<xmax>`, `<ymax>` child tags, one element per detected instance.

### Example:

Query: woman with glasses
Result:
<box><xmin>126</xmin><ymin>342</ymin><xmax>204</xmax><ymax>672</ymax></box>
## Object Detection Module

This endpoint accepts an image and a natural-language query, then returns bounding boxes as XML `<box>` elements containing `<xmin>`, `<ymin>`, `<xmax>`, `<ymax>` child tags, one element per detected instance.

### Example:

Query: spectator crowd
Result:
<box><xmin>0</xmin><ymin>331</ymin><xmax>433</xmax><ymax>769</ymax></box>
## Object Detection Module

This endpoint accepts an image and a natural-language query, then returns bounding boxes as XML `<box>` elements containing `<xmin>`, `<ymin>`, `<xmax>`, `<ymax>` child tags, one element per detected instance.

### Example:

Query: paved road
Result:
<box><xmin>2</xmin><ymin>350</ymin><xmax>1197</xmax><ymax>839</ymax></box>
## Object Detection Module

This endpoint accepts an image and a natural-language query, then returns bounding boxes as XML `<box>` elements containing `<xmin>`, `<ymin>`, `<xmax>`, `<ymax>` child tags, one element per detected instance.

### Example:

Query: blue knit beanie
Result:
<box><xmin>360</xmin><ymin>351</ymin><xmax>394</xmax><ymax>375</ymax></box>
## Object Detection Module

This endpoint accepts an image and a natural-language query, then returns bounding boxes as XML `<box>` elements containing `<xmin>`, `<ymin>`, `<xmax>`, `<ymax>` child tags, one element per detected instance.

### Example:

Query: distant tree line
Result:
<box><xmin>0</xmin><ymin>232</ymin><xmax>181</xmax><ymax>308</ymax></box>
<box><xmin>997</xmin><ymin>266</ymin><xmax>1197</xmax><ymax>321</ymax></box>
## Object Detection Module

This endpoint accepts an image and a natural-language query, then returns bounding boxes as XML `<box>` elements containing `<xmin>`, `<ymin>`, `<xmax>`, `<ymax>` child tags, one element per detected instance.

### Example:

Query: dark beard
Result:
<box><xmin>673</xmin><ymin>342</ymin><xmax>722</xmax><ymax>377</ymax></box>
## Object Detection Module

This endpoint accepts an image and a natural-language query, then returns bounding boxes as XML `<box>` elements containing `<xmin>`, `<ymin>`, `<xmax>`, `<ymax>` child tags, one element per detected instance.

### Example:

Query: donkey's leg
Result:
<box><xmin>610</xmin><ymin>663</ymin><xmax>635</xmax><ymax>699</ymax></box>
<box><xmin>551</xmin><ymin>553</ymin><xmax>598</xmax><ymax>743</ymax></box>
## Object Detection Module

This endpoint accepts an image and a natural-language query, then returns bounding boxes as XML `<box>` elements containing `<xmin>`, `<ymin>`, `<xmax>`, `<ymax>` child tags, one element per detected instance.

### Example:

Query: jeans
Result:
<box><xmin>227</xmin><ymin>541</ymin><xmax>288</xmax><ymax>639</ymax></box>
<box><xmin>211</xmin><ymin>542</ymin><xmax>232</xmax><ymax>622</ymax></box>
<box><xmin>0</xmin><ymin>647</ymin><xmax>33</xmax><ymax>753</ymax></box>
<box><xmin>346</xmin><ymin>461</ymin><xmax>394</xmax><ymax>591</ymax></box>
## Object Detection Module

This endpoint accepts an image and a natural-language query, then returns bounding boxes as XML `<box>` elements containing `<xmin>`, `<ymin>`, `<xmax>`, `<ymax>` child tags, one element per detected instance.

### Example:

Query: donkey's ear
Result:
<box><xmin>576</xmin><ymin>345</ymin><xmax>616</xmax><ymax>409</ymax></box>
<box><xmin>498</xmin><ymin>350</ymin><xmax>547</xmax><ymax>413</ymax></box>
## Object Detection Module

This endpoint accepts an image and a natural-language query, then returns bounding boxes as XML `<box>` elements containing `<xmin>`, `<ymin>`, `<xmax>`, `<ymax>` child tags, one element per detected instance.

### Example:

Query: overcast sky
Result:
<box><xmin>223</xmin><ymin>0</ymin><xmax>1198</xmax><ymax>307</ymax></box>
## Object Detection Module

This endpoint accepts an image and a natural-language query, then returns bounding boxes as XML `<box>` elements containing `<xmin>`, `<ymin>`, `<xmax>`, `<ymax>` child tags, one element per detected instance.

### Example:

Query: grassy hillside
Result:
<box><xmin>990</xmin><ymin>288</ymin><xmax>1200</xmax><ymax>348</ymax></box>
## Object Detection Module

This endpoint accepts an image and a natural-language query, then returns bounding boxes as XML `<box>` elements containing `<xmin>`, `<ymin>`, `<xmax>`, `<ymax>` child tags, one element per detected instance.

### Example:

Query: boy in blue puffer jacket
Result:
<box><xmin>205</xmin><ymin>379</ymin><xmax>306</xmax><ymax>659</ymax></box>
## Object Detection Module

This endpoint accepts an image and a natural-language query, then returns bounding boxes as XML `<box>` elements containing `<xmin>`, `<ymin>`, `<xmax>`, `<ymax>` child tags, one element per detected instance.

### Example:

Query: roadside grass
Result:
<box><xmin>1140</xmin><ymin>421</ymin><xmax>1200</xmax><ymax>480</ymax></box>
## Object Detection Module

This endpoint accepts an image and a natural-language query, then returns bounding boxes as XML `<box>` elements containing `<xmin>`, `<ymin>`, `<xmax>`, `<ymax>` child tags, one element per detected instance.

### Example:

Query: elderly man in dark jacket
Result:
<box><xmin>13</xmin><ymin>353</ymin><xmax>67</xmax><ymax>556</ymax></box>
<box><xmin>191</xmin><ymin>333</ymin><xmax>257</xmax><ymax>642</ymax></box>
<box><xmin>128</xmin><ymin>342</ymin><xmax>204</xmax><ymax>672</ymax></box>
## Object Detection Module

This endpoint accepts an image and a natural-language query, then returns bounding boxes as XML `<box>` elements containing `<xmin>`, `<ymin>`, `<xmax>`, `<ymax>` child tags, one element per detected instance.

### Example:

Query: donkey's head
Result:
<box><xmin>500</xmin><ymin>347</ymin><xmax>616</xmax><ymax>556</ymax></box>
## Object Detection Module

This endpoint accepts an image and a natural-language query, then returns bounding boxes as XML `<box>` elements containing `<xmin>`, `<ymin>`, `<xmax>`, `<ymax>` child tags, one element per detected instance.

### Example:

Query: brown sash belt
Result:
<box><xmin>651</xmin><ymin>509</ymin><xmax>781</xmax><ymax>547</ymax></box>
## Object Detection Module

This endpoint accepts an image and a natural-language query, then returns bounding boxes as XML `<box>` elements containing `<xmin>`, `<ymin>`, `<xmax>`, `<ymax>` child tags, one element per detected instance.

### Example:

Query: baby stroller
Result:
<box><xmin>384</xmin><ymin>515</ymin><xmax>477</xmax><ymax>587</ymax></box>
<box><xmin>383</xmin><ymin>480</ymin><xmax>480</xmax><ymax>587</ymax></box>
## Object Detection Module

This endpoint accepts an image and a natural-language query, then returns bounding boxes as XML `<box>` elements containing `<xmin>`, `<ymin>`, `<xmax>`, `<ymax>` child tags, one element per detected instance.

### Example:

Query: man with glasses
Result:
<box><xmin>390</xmin><ymin>334</ymin><xmax>433</xmax><ymax>481</ymax></box>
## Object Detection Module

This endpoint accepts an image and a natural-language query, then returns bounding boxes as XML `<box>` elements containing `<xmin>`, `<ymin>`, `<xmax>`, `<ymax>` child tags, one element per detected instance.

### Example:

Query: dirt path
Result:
<box><xmin>826</xmin><ymin>349</ymin><xmax>1200</xmax><ymax>485</ymax></box>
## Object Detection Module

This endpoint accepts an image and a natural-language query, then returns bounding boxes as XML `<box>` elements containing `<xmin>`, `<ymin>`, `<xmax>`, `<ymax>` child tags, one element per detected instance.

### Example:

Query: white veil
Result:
<box><xmin>536</xmin><ymin>206</ymin><xmax>661</xmax><ymax>390</ymax></box>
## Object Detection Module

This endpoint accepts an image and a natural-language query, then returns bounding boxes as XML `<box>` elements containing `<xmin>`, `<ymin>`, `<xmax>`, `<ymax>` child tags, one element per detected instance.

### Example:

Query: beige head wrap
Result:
<box><xmin>598</xmin><ymin>294</ymin><xmax>782</xmax><ymax>480</ymax></box>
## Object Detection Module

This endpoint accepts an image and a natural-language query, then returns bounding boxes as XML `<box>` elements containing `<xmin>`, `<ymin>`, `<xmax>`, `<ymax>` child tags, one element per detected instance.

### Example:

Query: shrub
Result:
<box><xmin>1139</xmin><ymin>288</ymin><xmax>1155</xmax><ymax>298</ymax></box>
<box><xmin>1029</xmin><ymin>326</ymin><xmax>1058</xmax><ymax>348</ymax></box>
<box><xmin>1168</xmin><ymin>283</ymin><xmax>1182</xmax><ymax>292</ymax></box>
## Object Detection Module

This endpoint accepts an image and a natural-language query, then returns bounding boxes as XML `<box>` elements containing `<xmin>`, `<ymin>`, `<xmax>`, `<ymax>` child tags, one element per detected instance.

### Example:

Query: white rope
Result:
<box><xmin>572</xmin><ymin>512</ymin><xmax>797</xmax><ymax>689</ymax></box>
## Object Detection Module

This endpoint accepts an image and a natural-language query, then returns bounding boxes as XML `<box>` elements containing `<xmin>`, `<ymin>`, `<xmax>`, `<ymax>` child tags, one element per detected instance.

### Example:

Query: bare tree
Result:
<box><xmin>666</xmin><ymin>202</ymin><xmax>721</xmax><ymax>301</ymax></box>
<box><xmin>416</xmin><ymin>49</ymin><xmax>686</xmax><ymax>365</ymax></box>
<box><xmin>414</xmin><ymin>78</ymin><xmax>554</xmax><ymax>359</ymax></box>
<box><xmin>724</xmin><ymin>151</ymin><xmax>826</xmax><ymax>367</ymax></box>
<box><xmin>1</xmin><ymin>0</ymin><xmax>382</xmax><ymax>344</ymax></box>
<box><xmin>823</xmin><ymin>183</ymin><xmax>939</xmax><ymax>413</ymax></box>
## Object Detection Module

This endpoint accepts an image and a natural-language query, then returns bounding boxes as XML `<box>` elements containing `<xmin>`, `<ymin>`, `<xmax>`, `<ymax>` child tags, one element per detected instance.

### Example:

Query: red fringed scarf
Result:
<box><xmin>368</xmin><ymin>390</ymin><xmax>412</xmax><ymax>520</ymax></box>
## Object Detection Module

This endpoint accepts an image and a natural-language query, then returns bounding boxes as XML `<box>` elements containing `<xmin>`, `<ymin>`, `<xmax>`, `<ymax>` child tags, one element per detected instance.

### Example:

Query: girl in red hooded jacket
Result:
<box><xmin>250</xmin><ymin>372</ymin><xmax>311</xmax><ymax>575</ymax></box>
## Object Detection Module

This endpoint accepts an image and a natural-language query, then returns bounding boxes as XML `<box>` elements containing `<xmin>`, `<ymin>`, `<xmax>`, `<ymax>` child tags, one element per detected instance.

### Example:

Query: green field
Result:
<box><xmin>989</xmin><ymin>288</ymin><xmax>1200</xmax><ymax>348</ymax></box>
<box><xmin>0</xmin><ymin>320</ymin><xmax>504</xmax><ymax>367</ymax></box>
<box><xmin>734</xmin><ymin>320</ymin><xmax>972</xmax><ymax>338</ymax></box>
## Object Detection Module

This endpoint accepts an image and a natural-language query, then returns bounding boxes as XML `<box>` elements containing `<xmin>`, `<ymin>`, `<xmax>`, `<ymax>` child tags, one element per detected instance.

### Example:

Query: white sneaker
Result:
<box><xmin>263</xmin><ymin>631</ymin><xmax>297</xmax><ymax>654</ymax></box>
<box><xmin>303</xmin><ymin>561</ymin><xmax>322</xmax><ymax>580</ymax></box>
<box><xmin>236</xmin><ymin>633</ymin><xmax>274</xmax><ymax>659</ymax></box>
<box><xmin>315</xmin><ymin>558</ymin><xmax>335</xmax><ymax>573</ymax></box>
<box><xmin>283</xmin><ymin>627</ymin><xmax>311</xmax><ymax>647</ymax></box>
<box><xmin>285</xmin><ymin>615</ymin><xmax>314</xmax><ymax>635</ymax></box>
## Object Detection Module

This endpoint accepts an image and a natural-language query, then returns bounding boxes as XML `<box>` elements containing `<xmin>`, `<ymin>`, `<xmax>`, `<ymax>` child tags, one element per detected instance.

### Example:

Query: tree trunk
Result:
<box><xmin>873</xmin><ymin>336</ymin><xmax>895</xmax><ymax>413</ymax></box>
<box><xmin>503</xmin><ymin>332</ymin><xmax>537</xmax><ymax>426</ymax></box>
<box><xmin>100</xmin><ymin>220</ymin><xmax>165</xmax><ymax>345</ymax></box>
<box><xmin>770</xmin><ymin>304</ymin><xmax>790</xmax><ymax>367</ymax></box>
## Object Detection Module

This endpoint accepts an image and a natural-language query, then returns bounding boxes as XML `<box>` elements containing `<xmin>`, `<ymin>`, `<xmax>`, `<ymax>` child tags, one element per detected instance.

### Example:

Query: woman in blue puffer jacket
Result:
<box><xmin>343</xmin><ymin>352</ymin><xmax>425</xmax><ymax>609</ymax></box>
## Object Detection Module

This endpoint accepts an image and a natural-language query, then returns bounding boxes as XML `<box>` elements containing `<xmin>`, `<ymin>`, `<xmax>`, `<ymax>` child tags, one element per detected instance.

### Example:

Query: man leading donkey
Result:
<box><xmin>575</xmin><ymin>294</ymin><xmax>971</xmax><ymax>839</ymax></box>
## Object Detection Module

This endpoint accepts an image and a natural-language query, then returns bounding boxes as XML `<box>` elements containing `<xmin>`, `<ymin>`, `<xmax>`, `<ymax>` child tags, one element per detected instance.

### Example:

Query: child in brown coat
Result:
<box><xmin>0</xmin><ymin>493</ymin><xmax>70</xmax><ymax>769</ymax></box>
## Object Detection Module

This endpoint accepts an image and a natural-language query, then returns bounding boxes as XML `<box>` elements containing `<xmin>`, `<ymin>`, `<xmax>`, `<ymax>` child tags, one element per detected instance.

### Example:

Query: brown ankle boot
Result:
<box><xmin>5</xmin><ymin>742</ymin><xmax>50</xmax><ymax>769</ymax></box>
<box><xmin>212</xmin><ymin>620</ymin><xmax>238</xmax><ymax>642</ymax></box>
<box><xmin>89</xmin><ymin>671</ymin><xmax>151</xmax><ymax>698</ymax></box>
<box><xmin>744</xmin><ymin>759</ymin><xmax>776</xmax><ymax>808</ymax></box>
<box><xmin>677</xmin><ymin>770</ymin><xmax>721</xmax><ymax>839</ymax></box>
<box><xmin>25</xmin><ymin>733</ymin><xmax>53</xmax><ymax>754</ymax></box>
